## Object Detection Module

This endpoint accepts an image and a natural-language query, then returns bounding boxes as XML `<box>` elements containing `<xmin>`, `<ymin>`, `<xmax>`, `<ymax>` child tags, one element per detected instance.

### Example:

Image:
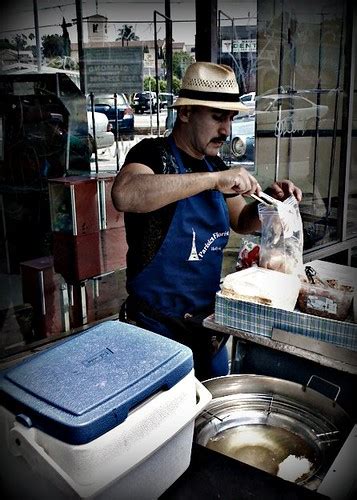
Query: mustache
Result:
<box><xmin>211</xmin><ymin>135</ymin><xmax>228</xmax><ymax>143</ymax></box>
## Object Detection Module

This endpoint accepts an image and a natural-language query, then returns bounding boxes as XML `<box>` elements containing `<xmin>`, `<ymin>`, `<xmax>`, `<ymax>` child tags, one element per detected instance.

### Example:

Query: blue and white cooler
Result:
<box><xmin>0</xmin><ymin>320</ymin><xmax>211</xmax><ymax>499</ymax></box>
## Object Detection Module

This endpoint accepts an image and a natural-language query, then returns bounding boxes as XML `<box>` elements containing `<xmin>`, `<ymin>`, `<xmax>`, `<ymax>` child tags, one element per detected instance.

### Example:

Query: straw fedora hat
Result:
<box><xmin>172</xmin><ymin>61</ymin><xmax>248</xmax><ymax>112</ymax></box>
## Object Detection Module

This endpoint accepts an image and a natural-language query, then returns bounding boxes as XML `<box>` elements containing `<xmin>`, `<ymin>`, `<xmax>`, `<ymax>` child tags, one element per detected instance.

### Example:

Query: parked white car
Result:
<box><xmin>255</xmin><ymin>94</ymin><xmax>328</xmax><ymax>134</ymax></box>
<box><xmin>87</xmin><ymin>111</ymin><xmax>114</xmax><ymax>152</ymax></box>
<box><xmin>240</xmin><ymin>91</ymin><xmax>256</xmax><ymax>110</ymax></box>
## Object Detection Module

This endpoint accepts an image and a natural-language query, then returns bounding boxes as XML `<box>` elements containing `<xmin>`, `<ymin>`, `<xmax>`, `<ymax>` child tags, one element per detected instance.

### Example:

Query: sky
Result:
<box><xmin>1</xmin><ymin>0</ymin><xmax>257</xmax><ymax>47</ymax></box>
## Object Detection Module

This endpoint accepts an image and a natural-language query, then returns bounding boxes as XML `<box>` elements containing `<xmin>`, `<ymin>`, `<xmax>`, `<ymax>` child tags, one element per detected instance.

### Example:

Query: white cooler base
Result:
<box><xmin>0</xmin><ymin>370</ymin><xmax>211</xmax><ymax>499</ymax></box>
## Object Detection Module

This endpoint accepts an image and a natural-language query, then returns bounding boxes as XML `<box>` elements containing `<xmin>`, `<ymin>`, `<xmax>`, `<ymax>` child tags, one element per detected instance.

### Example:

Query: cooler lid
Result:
<box><xmin>0</xmin><ymin>321</ymin><xmax>193</xmax><ymax>445</ymax></box>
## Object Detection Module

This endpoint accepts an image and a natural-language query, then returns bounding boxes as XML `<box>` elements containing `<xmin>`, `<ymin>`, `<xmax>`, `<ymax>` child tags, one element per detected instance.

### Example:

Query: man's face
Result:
<box><xmin>183</xmin><ymin>106</ymin><xmax>236</xmax><ymax>157</ymax></box>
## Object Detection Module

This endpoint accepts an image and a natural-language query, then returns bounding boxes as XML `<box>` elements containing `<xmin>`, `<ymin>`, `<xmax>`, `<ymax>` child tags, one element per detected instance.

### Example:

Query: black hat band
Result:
<box><xmin>178</xmin><ymin>88</ymin><xmax>241</xmax><ymax>102</ymax></box>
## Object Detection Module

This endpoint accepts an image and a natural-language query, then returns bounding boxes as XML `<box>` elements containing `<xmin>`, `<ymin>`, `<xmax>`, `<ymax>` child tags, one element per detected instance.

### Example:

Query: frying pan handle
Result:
<box><xmin>304</xmin><ymin>374</ymin><xmax>341</xmax><ymax>406</ymax></box>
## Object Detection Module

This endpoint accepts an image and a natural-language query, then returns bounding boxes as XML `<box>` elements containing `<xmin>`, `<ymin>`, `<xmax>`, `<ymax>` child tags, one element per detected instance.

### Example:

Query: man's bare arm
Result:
<box><xmin>112</xmin><ymin>163</ymin><xmax>261</xmax><ymax>213</ymax></box>
<box><xmin>227</xmin><ymin>196</ymin><xmax>261</xmax><ymax>234</ymax></box>
<box><xmin>226</xmin><ymin>178</ymin><xmax>303</xmax><ymax>234</ymax></box>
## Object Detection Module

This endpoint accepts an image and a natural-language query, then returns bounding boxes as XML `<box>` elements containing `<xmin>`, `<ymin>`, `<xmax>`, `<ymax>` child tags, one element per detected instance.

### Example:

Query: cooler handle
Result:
<box><xmin>9</xmin><ymin>424</ymin><xmax>81</xmax><ymax>498</ymax></box>
<box><xmin>194</xmin><ymin>378</ymin><xmax>212</xmax><ymax>416</ymax></box>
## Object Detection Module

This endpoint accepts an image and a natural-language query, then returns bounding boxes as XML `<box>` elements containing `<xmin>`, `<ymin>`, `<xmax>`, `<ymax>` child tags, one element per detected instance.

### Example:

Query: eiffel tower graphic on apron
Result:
<box><xmin>188</xmin><ymin>228</ymin><xmax>200</xmax><ymax>261</ymax></box>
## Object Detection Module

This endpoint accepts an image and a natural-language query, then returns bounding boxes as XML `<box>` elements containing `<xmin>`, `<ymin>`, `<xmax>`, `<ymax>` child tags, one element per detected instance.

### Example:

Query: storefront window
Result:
<box><xmin>255</xmin><ymin>0</ymin><xmax>350</xmax><ymax>254</ymax></box>
<box><xmin>0</xmin><ymin>1</ymin><xmax>355</xmax><ymax>357</ymax></box>
<box><xmin>0</xmin><ymin>0</ymin><xmax>198</xmax><ymax>357</ymax></box>
<box><xmin>348</xmin><ymin>35</ymin><xmax>357</xmax><ymax>241</ymax></box>
<box><xmin>218</xmin><ymin>1</ymin><xmax>257</xmax><ymax>172</ymax></box>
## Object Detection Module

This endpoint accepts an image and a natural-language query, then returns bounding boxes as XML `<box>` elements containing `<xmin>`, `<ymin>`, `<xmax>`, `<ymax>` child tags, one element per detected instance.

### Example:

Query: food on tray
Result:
<box><xmin>277</xmin><ymin>454</ymin><xmax>312</xmax><ymax>482</ymax></box>
<box><xmin>220</xmin><ymin>267</ymin><xmax>300</xmax><ymax>311</ymax></box>
<box><xmin>297</xmin><ymin>274</ymin><xmax>354</xmax><ymax>321</ymax></box>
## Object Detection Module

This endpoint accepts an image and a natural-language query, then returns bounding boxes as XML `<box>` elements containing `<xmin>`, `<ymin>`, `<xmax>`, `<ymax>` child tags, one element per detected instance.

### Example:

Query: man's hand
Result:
<box><xmin>266</xmin><ymin>180</ymin><xmax>302</xmax><ymax>202</ymax></box>
<box><xmin>214</xmin><ymin>167</ymin><xmax>262</xmax><ymax>196</ymax></box>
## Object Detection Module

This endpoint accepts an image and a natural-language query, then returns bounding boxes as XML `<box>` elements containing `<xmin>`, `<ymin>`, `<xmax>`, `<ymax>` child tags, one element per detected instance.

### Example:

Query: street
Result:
<box><xmin>134</xmin><ymin>107</ymin><xmax>169</xmax><ymax>132</ymax></box>
<box><xmin>89</xmin><ymin>108</ymin><xmax>254</xmax><ymax>172</ymax></box>
<box><xmin>90</xmin><ymin>109</ymin><xmax>169</xmax><ymax>171</ymax></box>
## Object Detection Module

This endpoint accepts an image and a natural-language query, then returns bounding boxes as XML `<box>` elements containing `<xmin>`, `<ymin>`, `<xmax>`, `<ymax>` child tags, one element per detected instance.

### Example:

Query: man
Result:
<box><xmin>112</xmin><ymin>62</ymin><xmax>302</xmax><ymax>380</ymax></box>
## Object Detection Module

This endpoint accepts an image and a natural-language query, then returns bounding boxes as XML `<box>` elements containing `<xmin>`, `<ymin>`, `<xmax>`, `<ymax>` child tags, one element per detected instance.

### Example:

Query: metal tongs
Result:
<box><xmin>250</xmin><ymin>192</ymin><xmax>294</xmax><ymax>215</ymax></box>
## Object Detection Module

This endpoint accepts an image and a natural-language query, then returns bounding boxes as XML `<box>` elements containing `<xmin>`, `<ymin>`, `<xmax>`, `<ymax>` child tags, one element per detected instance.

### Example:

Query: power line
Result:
<box><xmin>20</xmin><ymin>2</ymin><xmax>82</xmax><ymax>13</ymax></box>
<box><xmin>0</xmin><ymin>15</ymin><xmax>257</xmax><ymax>36</ymax></box>
<box><xmin>0</xmin><ymin>18</ymin><xmax>196</xmax><ymax>36</ymax></box>
<box><xmin>80</xmin><ymin>18</ymin><xmax>195</xmax><ymax>23</ymax></box>
<box><xmin>0</xmin><ymin>24</ymin><xmax>67</xmax><ymax>35</ymax></box>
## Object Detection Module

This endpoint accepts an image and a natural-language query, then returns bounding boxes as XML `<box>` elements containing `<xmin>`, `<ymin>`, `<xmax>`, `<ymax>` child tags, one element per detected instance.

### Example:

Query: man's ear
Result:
<box><xmin>177</xmin><ymin>105</ymin><xmax>191</xmax><ymax>123</ymax></box>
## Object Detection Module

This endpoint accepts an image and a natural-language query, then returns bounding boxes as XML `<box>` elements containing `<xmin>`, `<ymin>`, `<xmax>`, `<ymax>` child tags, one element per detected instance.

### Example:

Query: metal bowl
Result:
<box><xmin>194</xmin><ymin>375</ymin><xmax>352</xmax><ymax>489</ymax></box>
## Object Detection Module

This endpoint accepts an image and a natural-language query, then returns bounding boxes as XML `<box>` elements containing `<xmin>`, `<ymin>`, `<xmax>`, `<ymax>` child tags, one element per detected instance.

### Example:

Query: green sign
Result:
<box><xmin>84</xmin><ymin>46</ymin><xmax>143</xmax><ymax>95</ymax></box>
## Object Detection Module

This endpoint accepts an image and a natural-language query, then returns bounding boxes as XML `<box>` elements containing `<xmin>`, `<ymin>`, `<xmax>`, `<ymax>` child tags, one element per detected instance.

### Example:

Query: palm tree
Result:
<box><xmin>116</xmin><ymin>25</ymin><xmax>139</xmax><ymax>46</ymax></box>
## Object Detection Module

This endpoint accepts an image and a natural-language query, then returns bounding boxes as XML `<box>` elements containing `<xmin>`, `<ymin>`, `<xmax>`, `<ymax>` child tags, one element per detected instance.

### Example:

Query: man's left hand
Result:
<box><xmin>265</xmin><ymin>180</ymin><xmax>302</xmax><ymax>202</ymax></box>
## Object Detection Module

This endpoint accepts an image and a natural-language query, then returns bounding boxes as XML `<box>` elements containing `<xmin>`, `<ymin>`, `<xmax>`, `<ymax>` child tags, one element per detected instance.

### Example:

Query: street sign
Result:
<box><xmin>84</xmin><ymin>46</ymin><xmax>143</xmax><ymax>95</ymax></box>
<box><xmin>222</xmin><ymin>39</ymin><xmax>257</xmax><ymax>53</ymax></box>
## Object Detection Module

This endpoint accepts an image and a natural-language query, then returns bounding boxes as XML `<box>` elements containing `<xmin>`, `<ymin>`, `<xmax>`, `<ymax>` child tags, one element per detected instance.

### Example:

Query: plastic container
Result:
<box><xmin>0</xmin><ymin>320</ymin><xmax>211</xmax><ymax>499</ymax></box>
<box><xmin>297</xmin><ymin>280</ymin><xmax>354</xmax><ymax>321</ymax></box>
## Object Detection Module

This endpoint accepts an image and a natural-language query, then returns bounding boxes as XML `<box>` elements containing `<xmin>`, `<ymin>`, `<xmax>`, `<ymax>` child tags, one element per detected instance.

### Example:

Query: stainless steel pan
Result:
<box><xmin>194</xmin><ymin>374</ymin><xmax>352</xmax><ymax>489</ymax></box>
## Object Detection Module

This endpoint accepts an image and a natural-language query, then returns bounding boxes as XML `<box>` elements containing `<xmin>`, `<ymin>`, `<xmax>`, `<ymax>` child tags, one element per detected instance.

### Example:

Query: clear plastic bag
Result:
<box><xmin>258</xmin><ymin>195</ymin><xmax>303</xmax><ymax>275</ymax></box>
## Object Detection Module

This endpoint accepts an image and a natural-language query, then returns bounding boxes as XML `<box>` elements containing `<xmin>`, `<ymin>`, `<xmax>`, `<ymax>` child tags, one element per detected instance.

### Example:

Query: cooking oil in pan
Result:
<box><xmin>206</xmin><ymin>424</ymin><xmax>318</xmax><ymax>482</ymax></box>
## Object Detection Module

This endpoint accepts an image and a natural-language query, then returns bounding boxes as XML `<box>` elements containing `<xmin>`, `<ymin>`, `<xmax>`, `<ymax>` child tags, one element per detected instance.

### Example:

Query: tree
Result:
<box><xmin>159</xmin><ymin>80</ymin><xmax>167</xmax><ymax>92</ymax></box>
<box><xmin>144</xmin><ymin>77</ymin><xmax>167</xmax><ymax>93</ymax></box>
<box><xmin>144</xmin><ymin>75</ymin><xmax>156</xmax><ymax>91</ymax></box>
<box><xmin>61</xmin><ymin>17</ymin><xmax>71</xmax><ymax>57</ymax></box>
<box><xmin>172</xmin><ymin>51</ymin><xmax>193</xmax><ymax>79</ymax></box>
<box><xmin>42</xmin><ymin>34</ymin><xmax>66</xmax><ymax>58</ymax></box>
<box><xmin>4</xmin><ymin>33</ymin><xmax>35</xmax><ymax>61</ymax></box>
<box><xmin>116</xmin><ymin>25</ymin><xmax>139</xmax><ymax>46</ymax></box>
<box><xmin>172</xmin><ymin>75</ymin><xmax>182</xmax><ymax>95</ymax></box>
<box><xmin>0</xmin><ymin>38</ymin><xmax>13</xmax><ymax>50</ymax></box>
<box><xmin>12</xmin><ymin>33</ymin><xmax>28</xmax><ymax>51</ymax></box>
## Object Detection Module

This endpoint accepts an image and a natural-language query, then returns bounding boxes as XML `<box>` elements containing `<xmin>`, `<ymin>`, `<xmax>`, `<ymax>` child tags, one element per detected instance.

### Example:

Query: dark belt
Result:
<box><xmin>120</xmin><ymin>295</ymin><xmax>228</xmax><ymax>355</ymax></box>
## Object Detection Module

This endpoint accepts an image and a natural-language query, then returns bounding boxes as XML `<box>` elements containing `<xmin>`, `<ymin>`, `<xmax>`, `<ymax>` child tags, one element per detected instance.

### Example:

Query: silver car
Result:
<box><xmin>220</xmin><ymin>115</ymin><xmax>255</xmax><ymax>164</ymax></box>
<box><xmin>87</xmin><ymin>111</ymin><xmax>114</xmax><ymax>152</ymax></box>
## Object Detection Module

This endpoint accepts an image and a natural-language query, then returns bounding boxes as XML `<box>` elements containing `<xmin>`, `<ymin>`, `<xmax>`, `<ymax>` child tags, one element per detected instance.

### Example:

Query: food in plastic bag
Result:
<box><xmin>236</xmin><ymin>237</ymin><xmax>260</xmax><ymax>270</ymax></box>
<box><xmin>297</xmin><ymin>265</ymin><xmax>354</xmax><ymax>320</ymax></box>
<box><xmin>258</xmin><ymin>195</ymin><xmax>303</xmax><ymax>275</ymax></box>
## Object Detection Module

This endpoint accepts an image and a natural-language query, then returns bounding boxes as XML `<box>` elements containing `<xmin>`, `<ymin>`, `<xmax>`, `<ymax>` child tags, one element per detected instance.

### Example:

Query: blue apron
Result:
<box><xmin>127</xmin><ymin>136</ymin><xmax>230</xmax><ymax>378</ymax></box>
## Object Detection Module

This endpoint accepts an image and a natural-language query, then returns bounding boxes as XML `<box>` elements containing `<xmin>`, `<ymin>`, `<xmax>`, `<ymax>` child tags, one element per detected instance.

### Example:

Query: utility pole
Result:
<box><xmin>165</xmin><ymin>0</ymin><xmax>173</xmax><ymax>97</ymax></box>
<box><xmin>33</xmin><ymin>0</ymin><xmax>41</xmax><ymax>71</ymax></box>
<box><xmin>75</xmin><ymin>0</ymin><xmax>86</xmax><ymax>93</ymax></box>
<box><xmin>195</xmin><ymin>0</ymin><xmax>218</xmax><ymax>62</ymax></box>
<box><xmin>165</xmin><ymin>0</ymin><xmax>174</xmax><ymax>128</ymax></box>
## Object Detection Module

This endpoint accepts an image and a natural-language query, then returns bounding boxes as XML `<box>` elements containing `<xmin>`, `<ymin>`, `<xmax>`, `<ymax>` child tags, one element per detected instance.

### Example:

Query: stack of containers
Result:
<box><xmin>49</xmin><ymin>175</ymin><xmax>101</xmax><ymax>281</ymax></box>
<box><xmin>20</xmin><ymin>255</ymin><xmax>70</xmax><ymax>338</ymax></box>
<box><xmin>48</xmin><ymin>174</ymin><xmax>128</xmax><ymax>282</ymax></box>
<box><xmin>68</xmin><ymin>270</ymin><xmax>122</xmax><ymax>328</ymax></box>
<box><xmin>48</xmin><ymin>174</ymin><xmax>128</xmax><ymax>328</ymax></box>
<box><xmin>0</xmin><ymin>320</ymin><xmax>211</xmax><ymax>499</ymax></box>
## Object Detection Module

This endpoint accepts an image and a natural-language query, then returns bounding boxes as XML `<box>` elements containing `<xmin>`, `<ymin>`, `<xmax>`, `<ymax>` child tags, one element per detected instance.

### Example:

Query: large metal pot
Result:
<box><xmin>194</xmin><ymin>375</ymin><xmax>352</xmax><ymax>490</ymax></box>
